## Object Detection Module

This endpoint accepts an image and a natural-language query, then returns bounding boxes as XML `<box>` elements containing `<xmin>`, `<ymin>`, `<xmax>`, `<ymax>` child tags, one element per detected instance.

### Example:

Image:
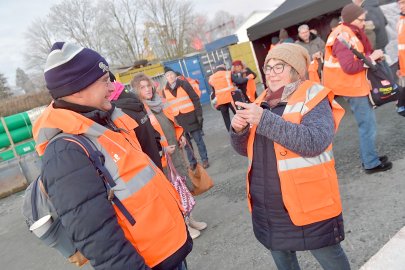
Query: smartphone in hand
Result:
<box><xmin>231</xmin><ymin>89</ymin><xmax>248</xmax><ymax>110</ymax></box>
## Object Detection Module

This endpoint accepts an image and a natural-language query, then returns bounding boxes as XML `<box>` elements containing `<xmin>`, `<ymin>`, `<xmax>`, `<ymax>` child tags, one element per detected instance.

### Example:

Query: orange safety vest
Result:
<box><xmin>164</xmin><ymin>86</ymin><xmax>195</xmax><ymax>116</ymax></box>
<box><xmin>33</xmin><ymin>105</ymin><xmax>187</xmax><ymax>267</ymax></box>
<box><xmin>208</xmin><ymin>70</ymin><xmax>235</xmax><ymax>105</ymax></box>
<box><xmin>186</xmin><ymin>77</ymin><xmax>201</xmax><ymax>97</ymax></box>
<box><xmin>398</xmin><ymin>15</ymin><xmax>405</xmax><ymax>76</ymax></box>
<box><xmin>323</xmin><ymin>24</ymin><xmax>370</xmax><ymax>97</ymax></box>
<box><xmin>246</xmin><ymin>74</ymin><xmax>257</xmax><ymax>102</ymax></box>
<box><xmin>308</xmin><ymin>60</ymin><xmax>321</xmax><ymax>83</ymax></box>
<box><xmin>246</xmin><ymin>81</ymin><xmax>345</xmax><ymax>226</ymax></box>
<box><xmin>144</xmin><ymin>103</ymin><xmax>184</xmax><ymax>168</ymax></box>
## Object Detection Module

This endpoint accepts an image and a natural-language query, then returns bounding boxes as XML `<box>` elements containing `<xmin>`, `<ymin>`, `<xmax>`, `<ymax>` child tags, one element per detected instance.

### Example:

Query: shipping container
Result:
<box><xmin>116</xmin><ymin>63</ymin><xmax>164</xmax><ymax>86</ymax></box>
<box><xmin>163</xmin><ymin>55</ymin><xmax>212</xmax><ymax>104</ymax></box>
<box><xmin>199</xmin><ymin>47</ymin><xmax>233</xmax><ymax>79</ymax></box>
<box><xmin>228</xmin><ymin>41</ymin><xmax>263</xmax><ymax>85</ymax></box>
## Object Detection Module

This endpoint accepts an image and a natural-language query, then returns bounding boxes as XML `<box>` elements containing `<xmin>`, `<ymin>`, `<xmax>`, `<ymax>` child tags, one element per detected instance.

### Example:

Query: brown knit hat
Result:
<box><xmin>341</xmin><ymin>3</ymin><xmax>365</xmax><ymax>24</ymax></box>
<box><xmin>264</xmin><ymin>43</ymin><xmax>310</xmax><ymax>79</ymax></box>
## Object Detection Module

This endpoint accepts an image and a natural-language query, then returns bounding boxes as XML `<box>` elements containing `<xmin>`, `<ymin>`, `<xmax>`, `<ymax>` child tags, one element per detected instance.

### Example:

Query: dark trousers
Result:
<box><xmin>218</xmin><ymin>103</ymin><xmax>236</xmax><ymax>131</ymax></box>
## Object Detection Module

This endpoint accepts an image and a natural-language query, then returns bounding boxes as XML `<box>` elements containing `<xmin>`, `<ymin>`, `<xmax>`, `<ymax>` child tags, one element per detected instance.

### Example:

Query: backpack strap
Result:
<box><xmin>31</xmin><ymin>177</ymin><xmax>40</xmax><ymax>221</ymax></box>
<box><xmin>48</xmin><ymin>134</ymin><xmax>136</xmax><ymax>226</ymax></box>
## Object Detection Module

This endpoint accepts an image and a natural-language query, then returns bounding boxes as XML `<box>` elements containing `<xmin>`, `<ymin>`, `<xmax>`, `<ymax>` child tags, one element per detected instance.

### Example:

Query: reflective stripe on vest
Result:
<box><xmin>246</xmin><ymin>81</ymin><xmax>344</xmax><ymax>226</ymax></box>
<box><xmin>164</xmin><ymin>87</ymin><xmax>195</xmax><ymax>115</ymax></box>
<box><xmin>32</xmin><ymin>106</ymin><xmax>187</xmax><ymax>267</ymax></box>
<box><xmin>278</xmin><ymin>150</ymin><xmax>334</xmax><ymax>172</ymax></box>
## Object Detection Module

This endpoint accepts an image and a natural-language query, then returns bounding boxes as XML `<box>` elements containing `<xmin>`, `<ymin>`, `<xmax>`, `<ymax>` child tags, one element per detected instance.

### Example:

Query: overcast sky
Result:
<box><xmin>0</xmin><ymin>0</ymin><xmax>284</xmax><ymax>86</ymax></box>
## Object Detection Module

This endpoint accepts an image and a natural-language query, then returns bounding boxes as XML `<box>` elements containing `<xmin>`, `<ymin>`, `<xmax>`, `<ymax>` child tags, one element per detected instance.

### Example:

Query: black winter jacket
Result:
<box><xmin>165</xmin><ymin>78</ymin><xmax>203</xmax><ymax>132</ymax></box>
<box><xmin>41</xmin><ymin>100</ymin><xmax>150</xmax><ymax>270</ymax></box>
<box><xmin>112</xmin><ymin>90</ymin><xmax>163</xmax><ymax>170</ymax></box>
<box><xmin>41</xmin><ymin>100</ymin><xmax>192</xmax><ymax>270</ymax></box>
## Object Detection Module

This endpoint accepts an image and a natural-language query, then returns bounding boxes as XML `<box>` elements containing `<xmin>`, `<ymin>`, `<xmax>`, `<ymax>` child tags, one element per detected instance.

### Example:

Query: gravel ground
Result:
<box><xmin>1</xmin><ymin>100</ymin><xmax>405</xmax><ymax>270</ymax></box>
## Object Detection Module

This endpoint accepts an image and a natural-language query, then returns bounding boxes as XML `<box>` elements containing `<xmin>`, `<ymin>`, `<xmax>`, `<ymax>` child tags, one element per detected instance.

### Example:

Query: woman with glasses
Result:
<box><xmin>229</xmin><ymin>43</ymin><xmax>351</xmax><ymax>270</ymax></box>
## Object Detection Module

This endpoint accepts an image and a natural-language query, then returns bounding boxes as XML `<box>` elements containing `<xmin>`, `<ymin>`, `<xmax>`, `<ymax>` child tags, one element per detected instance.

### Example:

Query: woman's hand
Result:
<box><xmin>231</xmin><ymin>114</ymin><xmax>249</xmax><ymax>133</ymax></box>
<box><xmin>164</xmin><ymin>145</ymin><xmax>176</xmax><ymax>155</ymax></box>
<box><xmin>179</xmin><ymin>136</ymin><xmax>186</xmax><ymax>148</ymax></box>
<box><xmin>369</xmin><ymin>49</ymin><xmax>384</xmax><ymax>61</ymax></box>
<box><xmin>235</xmin><ymin>102</ymin><xmax>264</xmax><ymax>126</ymax></box>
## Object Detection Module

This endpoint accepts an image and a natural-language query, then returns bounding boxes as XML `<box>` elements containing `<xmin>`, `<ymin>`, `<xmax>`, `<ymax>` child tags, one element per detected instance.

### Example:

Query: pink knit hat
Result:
<box><xmin>109</xmin><ymin>81</ymin><xmax>125</xmax><ymax>101</ymax></box>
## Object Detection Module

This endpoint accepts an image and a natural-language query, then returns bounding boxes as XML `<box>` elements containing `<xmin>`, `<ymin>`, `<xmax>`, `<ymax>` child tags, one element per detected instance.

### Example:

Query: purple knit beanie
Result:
<box><xmin>44</xmin><ymin>42</ymin><xmax>109</xmax><ymax>99</ymax></box>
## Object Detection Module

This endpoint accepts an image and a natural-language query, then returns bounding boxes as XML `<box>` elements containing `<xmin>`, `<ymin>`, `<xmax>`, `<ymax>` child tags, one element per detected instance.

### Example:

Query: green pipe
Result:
<box><xmin>0</xmin><ymin>112</ymin><xmax>30</xmax><ymax>133</ymax></box>
<box><xmin>0</xmin><ymin>149</ymin><xmax>15</xmax><ymax>161</ymax></box>
<box><xmin>0</xmin><ymin>125</ymin><xmax>33</xmax><ymax>148</ymax></box>
<box><xmin>15</xmin><ymin>140</ymin><xmax>36</xmax><ymax>155</ymax></box>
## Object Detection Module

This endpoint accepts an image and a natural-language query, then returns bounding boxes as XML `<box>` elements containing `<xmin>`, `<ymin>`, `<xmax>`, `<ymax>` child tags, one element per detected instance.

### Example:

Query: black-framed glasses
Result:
<box><xmin>262</xmin><ymin>63</ymin><xmax>286</xmax><ymax>74</ymax></box>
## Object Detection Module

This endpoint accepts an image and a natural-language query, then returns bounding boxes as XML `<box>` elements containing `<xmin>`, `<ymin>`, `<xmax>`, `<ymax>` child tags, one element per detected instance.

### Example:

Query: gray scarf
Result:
<box><xmin>144</xmin><ymin>93</ymin><xmax>164</xmax><ymax>113</ymax></box>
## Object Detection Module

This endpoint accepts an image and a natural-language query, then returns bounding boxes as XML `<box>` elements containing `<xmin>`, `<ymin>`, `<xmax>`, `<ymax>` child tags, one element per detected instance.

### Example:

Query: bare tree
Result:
<box><xmin>24</xmin><ymin>18</ymin><xmax>55</xmax><ymax>72</ymax></box>
<box><xmin>206</xmin><ymin>11</ymin><xmax>244</xmax><ymax>42</ymax></box>
<box><xmin>0</xmin><ymin>73</ymin><xmax>12</xmax><ymax>99</ymax></box>
<box><xmin>16</xmin><ymin>68</ymin><xmax>35</xmax><ymax>93</ymax></box>
<box><xmin>100</xmin><ymin>0</ymin><xmax>145</xmax><ymax>66</ymax></box>
<box><xmin>48</xmin><ymin>0</ymin><xmax>107</xmax><ymax>54</ymax></box>
<box><xmin>142</xmin><ymin>0</ymin><xmax>194</xmax><ymax>59</ymax></box>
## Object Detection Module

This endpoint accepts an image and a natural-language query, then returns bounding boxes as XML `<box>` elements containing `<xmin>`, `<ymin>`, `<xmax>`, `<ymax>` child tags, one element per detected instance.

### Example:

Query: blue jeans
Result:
<box><xmin>270</xmin><ymin>243</ymin><xmax>350</xmax><ymax>270</ymax></box>
<box><xmin>185</xmin><ymin>129</ymin><xmax>208</xmax><ymax>166</ymax></box>
<box><xmin>346</xmin><ymin>96</ymin><xmax>381</xmax><ymax>169</ymax></box>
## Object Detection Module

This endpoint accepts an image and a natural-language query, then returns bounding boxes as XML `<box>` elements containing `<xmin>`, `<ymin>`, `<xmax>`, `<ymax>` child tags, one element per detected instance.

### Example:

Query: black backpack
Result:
<box><xmin>22</xmin><ymin>134</ymin><xmax>135</xmax><ymax>258</ymax></box>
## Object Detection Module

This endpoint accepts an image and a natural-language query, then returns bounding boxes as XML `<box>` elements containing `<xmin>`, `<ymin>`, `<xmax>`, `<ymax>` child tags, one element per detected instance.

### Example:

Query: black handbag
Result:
<box><xmin>337</xmin><ymin>37</ymin><xmax>399</xmax><ymax>107</ymax></box>
<box><xmin>366</xmin><ymin>62</ymin><xmax>399</xmax><ymax>107</ymax></box>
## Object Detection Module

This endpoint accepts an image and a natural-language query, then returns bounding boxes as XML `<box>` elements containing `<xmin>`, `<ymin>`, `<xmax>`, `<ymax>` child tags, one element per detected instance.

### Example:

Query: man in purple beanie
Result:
<box><xmin>32</xmin><ymin>42</ymin><xmax>192</xmax><ymax>270</ymax></box>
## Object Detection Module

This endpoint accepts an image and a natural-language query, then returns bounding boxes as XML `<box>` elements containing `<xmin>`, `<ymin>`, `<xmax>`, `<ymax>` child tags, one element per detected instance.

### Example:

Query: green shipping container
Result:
<box><xmin>0</xmin><ymin>125</ymin><xmax>33</xmax><ymax>148</ymax></box>
<box><xmin>0</xmin><ymin>112</ymin><xmax>31</xmax><ymax>133</ymax></box>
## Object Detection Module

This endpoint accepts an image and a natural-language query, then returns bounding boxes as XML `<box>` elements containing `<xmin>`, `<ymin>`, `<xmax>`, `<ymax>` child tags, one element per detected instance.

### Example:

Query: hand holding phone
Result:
<box><xmin>231</xmin><ymin>89</ymin><xmax>248</xmax><ymax>110</ymax></box>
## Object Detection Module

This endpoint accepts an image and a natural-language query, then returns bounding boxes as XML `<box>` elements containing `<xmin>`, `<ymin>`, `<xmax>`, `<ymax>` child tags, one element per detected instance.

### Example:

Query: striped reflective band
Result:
<box><xmin>111</xmin><ymin>108</ymin><xmax>126</xmax><ymax>121</ymax></box>
<box><xmin>306</xmin><ymin>84</ymin><xmax>324</xmax><ymax>102</ymax></box>
<box><xmin>398</xmin><ymin>44</ymin><xmax>405</xmax><ymax>51</ymax></box>
<box><xmin>216</xmin><ymin>86</ymin><xmax>234</xmax><ymax>93</ymax></box>
<box><xmin>36</xmin><ymin>127</ymin><xmax>62</xmax><ymax>146</ymax></box>
<box><xmin>160</xmin><ymin>135</ymin><xmax>167</xmax><ymax>143</ymax></box>
<box><xmin>176</xmin><ymin>102</ymin><xmax>194</xmax><ymax>110</ymax></box>
<box><xmin>113</xmin><ymin>165</ymin><xmax>156</xmax><ymax>201</ymax></box>
<box><xmin>278</xmin><ymin>150</ymin><xmax>334</xmax><ymax>172</ymax></box>
<box><xmin>168</xmin><ymin>96</ymin><xmax>189</xmax><ymax>106</ymax></box>
<box><xmin>285</xmin><ymin>102</ymin><xmax>307</xmax><ymax>114</ymax></box>
<box><xmin>324</xmin><ymin>59</ymin><xmax>341</xmax><ymax>68</ymax></box>
<box><xmin>86</xmin><ymin>122</ymin><xmax>108</xmax><ymax>137</ymax></box>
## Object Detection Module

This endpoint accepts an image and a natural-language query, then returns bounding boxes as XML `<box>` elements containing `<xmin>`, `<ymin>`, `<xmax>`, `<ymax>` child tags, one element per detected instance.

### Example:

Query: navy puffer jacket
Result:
<box><xmin>41</xmin><ymin>101</ymin><xmax>150</xmax><ymax>270</ymax></box>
